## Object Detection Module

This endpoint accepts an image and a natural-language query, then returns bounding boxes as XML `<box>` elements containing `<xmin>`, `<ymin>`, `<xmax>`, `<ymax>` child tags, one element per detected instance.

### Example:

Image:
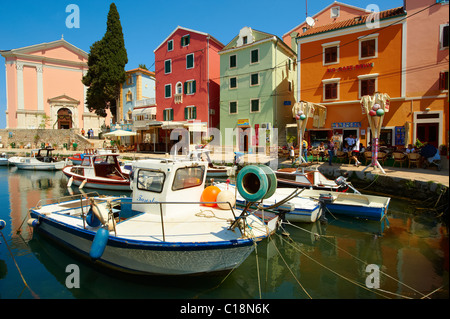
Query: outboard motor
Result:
<box><xmin>335</xmin><ymin>176</ymin><xmax>360</xmax><ymax>194</ymax></box>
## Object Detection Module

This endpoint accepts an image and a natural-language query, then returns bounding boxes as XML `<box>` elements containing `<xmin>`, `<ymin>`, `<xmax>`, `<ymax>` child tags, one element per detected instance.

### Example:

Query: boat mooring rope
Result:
<box><xmin>0</xmin><ymin>230</ymin><xmax>39</xmax><ymax>299</ymax></box>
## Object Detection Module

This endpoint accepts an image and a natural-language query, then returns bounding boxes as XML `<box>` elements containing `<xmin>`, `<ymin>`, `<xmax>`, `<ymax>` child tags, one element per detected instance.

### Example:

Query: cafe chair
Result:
<box><xmin>335</xmin><ymin>150</ymin><xmax>347</xmax><ymax>163</ymax></box>
<box><xmin>377</xmin><ymin>152</ymin><xmax>387</xmax><ymax>165</ymax></box>
<box><xmin>407</xmin><ymin>152</ymin><xmax>421</xmax><ymax>168</ymax></box>
<box><xmin>392</xmin><ymin>152</ymin><xmax>407</xmax><ymax>168</ymax></box>
<box><xmin>363</xmin><ymin>151</ymin><xmax>372</xmax><ymax>165</ymax></box>
<box><xmin>311</xmin><ymin>149</ymin><xmax>321</xmax><ymax>162</ymax></box>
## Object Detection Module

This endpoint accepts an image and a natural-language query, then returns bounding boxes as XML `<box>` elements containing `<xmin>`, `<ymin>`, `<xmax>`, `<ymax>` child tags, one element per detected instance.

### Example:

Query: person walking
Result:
<box><xmin>87</xmin><ymin>129</ymin><xmax>91</xmax><ymax>139</ymax></box>
<box><xmin>327</xmin><ymin>138</ymin><xmax>335</xmax><ymax>166</ymax></box>
<box><xmin>302</xmin><ymin>139</ymin><xmax>308</xmax><ymax>162</ymax></box>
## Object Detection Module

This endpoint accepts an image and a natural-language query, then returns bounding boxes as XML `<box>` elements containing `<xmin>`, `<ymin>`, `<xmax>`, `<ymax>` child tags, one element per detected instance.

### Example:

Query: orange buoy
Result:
<box><xmin>201</xmin><ymin>186</ymin><xmax>221</xmax><ymax>207</ymax></box>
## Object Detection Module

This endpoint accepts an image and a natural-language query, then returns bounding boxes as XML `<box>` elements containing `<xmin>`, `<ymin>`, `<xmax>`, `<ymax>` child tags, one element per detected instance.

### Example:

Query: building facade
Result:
<box><xmin>283</xmin><ymin>1</ymin><xmax>369</xmax><ymax>52</ymax></box>
<box><xmin>153</xmin><ymin>26</ymin><xmax>224</xmax><ymax>151</ymax></box>
<box><xmin>404</xmin><ymin>0</ymin><xmax>449</xmax><ymax>149</ymax></box>
<box><xmin>219</xmin><ymin>27</ymin><xmax>297</xmax><ymax>152</ymax></box>
<box><xmin>1</xmin><ymin>39</ymin><xmax>109</xmax><ymax>134</ymax></box>
<box><xmin>118</xmin><ymin>67</ymin><xmax>156</xmax><ymax>131</ymax></box>
<box><xmin>294</xmin><ymin>6</ymin><xmax>408</xmax><ymax>148</ymax></box>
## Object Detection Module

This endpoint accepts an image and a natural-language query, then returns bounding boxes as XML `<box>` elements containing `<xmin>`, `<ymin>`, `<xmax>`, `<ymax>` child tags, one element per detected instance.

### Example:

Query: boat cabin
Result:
<box><xmin>70</xmin><ymin>153</ymin><xmax>128</xmax><ymax>180</ymax></box>
<box><xmin>32</xmin><ymin>148</ymin><xmax>57</xmax><ymax>163</ymax></box>
<box><xmin>131</xmin><ymin>159</ymin><xmax>208</xmax><ymax>217</ymax></box>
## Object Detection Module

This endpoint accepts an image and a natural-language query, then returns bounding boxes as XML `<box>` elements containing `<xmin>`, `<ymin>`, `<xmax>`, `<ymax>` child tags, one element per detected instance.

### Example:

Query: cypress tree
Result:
<box><xmin>82</xmin><ymin>3</ymin><xmax>128</xmax><ymax>119</ymax></box>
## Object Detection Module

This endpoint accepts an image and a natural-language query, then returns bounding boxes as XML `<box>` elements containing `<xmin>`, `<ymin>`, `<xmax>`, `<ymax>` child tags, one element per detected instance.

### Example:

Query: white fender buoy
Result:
<box><xmin>80</xmin><ymin>179</ymin><xmax>87</xmax><ymax>189</ymax></box>
<box><xmin>67</xmin><ymin>176</ymin><xmax>73</xmax><ymax>187</ymax></box>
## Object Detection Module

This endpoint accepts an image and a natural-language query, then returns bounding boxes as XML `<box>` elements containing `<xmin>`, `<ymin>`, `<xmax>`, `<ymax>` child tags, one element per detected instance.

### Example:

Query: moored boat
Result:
<box><xmin>28</xmin><ymin>160</ymin><xmax>281</xmax><ymax>275</ymax></box>
<box><xmin>63</xmin><ymin>153</ymin><xmax>130</xmax><ymax>191</ymax></box>
<box><xmin>0</xmin><ymin>153</ymin><xmax>8</xmax><ymax>166</ymax></box>
<box><xmin>12</xmin><ymin>148</ymin><xmax>67</xmax><ymax>171</ymax></box>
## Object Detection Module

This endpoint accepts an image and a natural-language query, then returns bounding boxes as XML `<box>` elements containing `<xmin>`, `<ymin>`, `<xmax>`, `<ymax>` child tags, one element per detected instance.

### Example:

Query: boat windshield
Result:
<box><xmin>137</xmin><ymin>169</ymin><xmax>165</xmax><ymax>193</ymax></box>
<box><xmin>172</xmin><ymin>166</ymin><xmax>205</xmax><ymax>191</ymax></box>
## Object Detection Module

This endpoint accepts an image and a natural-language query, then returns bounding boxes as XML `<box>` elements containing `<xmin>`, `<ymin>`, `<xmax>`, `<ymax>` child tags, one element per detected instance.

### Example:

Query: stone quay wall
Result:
<box><xmin>0</xmin><ymin>129</ymin><xmax>94</xmax><ymax>151</ymax></box>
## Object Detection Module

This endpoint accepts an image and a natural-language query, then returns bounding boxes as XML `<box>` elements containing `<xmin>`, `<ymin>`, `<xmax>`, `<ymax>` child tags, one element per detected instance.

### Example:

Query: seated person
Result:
<box><xmin>406</xmin><ymin>144</ymin><xmax>415</xmax><ymax>153</ymax></box>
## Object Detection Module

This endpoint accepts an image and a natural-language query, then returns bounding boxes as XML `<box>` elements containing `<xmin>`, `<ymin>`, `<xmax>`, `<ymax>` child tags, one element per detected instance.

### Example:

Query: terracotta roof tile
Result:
<box><xmin>298</xmin><ymin>7</ymin><xmax>406</xmax><ymax>39</ymax></box>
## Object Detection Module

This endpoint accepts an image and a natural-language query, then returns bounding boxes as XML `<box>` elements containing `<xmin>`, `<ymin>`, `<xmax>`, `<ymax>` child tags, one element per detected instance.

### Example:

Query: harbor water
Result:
<box><xmin>0</xmin><ymin>166</ymin><xmax>448</xmax><ymax>299</ymax></box>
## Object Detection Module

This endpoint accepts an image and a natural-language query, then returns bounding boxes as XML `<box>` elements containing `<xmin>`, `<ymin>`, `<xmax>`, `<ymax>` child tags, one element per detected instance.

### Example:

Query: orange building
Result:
<box><xmin>294</xmin><ymin>7</ymin><xmax>408</xmax><ymax>148</ymax></box>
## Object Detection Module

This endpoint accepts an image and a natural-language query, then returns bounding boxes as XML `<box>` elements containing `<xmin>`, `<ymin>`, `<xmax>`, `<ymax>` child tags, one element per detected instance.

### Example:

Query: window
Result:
<box><xmin>126</xmin><ymin>90</ymin><xmax>133</xmax><ymax>102</ymax></box>
<box><xmin>440</xmin><ymin>24</ymin><xmax>449</xmax><ymax>50</ymax></box>
<box><xmin>167</xmin><ymin>40</ymin><xmax>173</xmax><ymax>51</ymax></box>
<box><xmin>184</xmin><ymin>80</ymin><xmax>196</xmax><ymax>95</ymax></box>
<box><xmin>181</xmin><ymin>35</ymin><xmax>190</xmax><ymax>47</ymax></box>
<box><xmin>137</xmin><ymin>169</ymin><xmax>165</xmax><ymax>193</ymax></box>
<box><xmin>126</xmin><ymin>76</ymin><xmax>133</xmax><ymax>85</ymax></box>
<box><xmin>322</xmin><ymin>78</ymin><xmax>340</xmax><ymax>100</ymax></box>
<box><xmin>164</xmin><ymin>84</ymin><xmax>172</xmax><ymax>98</ymax></box>
<box><xmin>230</xmin><ymin>55</ymin><xmax>237</xmax><ymax>68</ymax></box>
<box><xmin>176</xmin><ymin>82</ymin><xmax>183</xmax><ymax>95</ymax></box>
<box><xmin>359</xmin><ymin>35</ymin><xmax>378</xmax><ymax>59</ymax></box>
<box><xmin>172</xmin><ymin>166</ymin><xmax>205</xmax><ymax>191</ymax></box>
<box><xmin>439</xmin><ymin>71</ymin><xmax>449</xmax><ymax>91</ymax></box>
<box><xmin>358</xmin><ymin>74</ymin><xmax>378</xmax><ymax>98</ymax></box>
<box><xmin>330</xmin><ymin>6</ymin><xmax>340</xmax><ymax>18</ymax></box>
<box><xmin>229</xmin><ymin>77</ymin><xmax>237</xmax><ymax>89</ymax></box>
<box><xmin>288</xmin><ymin>80</ymin><xmax>293</xmax><ymax>92</ymax></box>
<box><xmin>164</xmin><ymin>59</ymin><xmax>172</xmax><ymax>74</ymax></box>
<box><xmin>163</xmin><ymin>108</ymin><xmax>174</xmax><ymax>121</ymax></box>
<box><xmin>250</xmin><ymin>98</ymin><xmax>260</xmax><ymax>113</ymax></box>
<box><xmin>186</xmin><ymin>53</ymin><xmax>194</xmax><ymax>69</ymax></box>
<box><xmin>250</xmin><ymin>49</ymin><xmax>259</xmax><ymax>64</ymax></box>
<box><xmin>243</xmin><ymin>36</ymin><xmax>248</xmax><ymax>45</ymax></box>
<box><xmin>322</xmin><ymin>41</ymin><xmax>340</xmax><ymax>65</ymax></box>
<box><xmin>184</xmin><ymin>106</ymin><xmax>197</xmax><ymax>120</ymax></box>
<box><xmin>229</xmin><ymin>101</ymin><xmax>237</xmax><ymax>114</ymax></box>
<box><xmin>250</xmin><ymin>73</ymin><xmax>259</xmax><ymax>86</ymax></box>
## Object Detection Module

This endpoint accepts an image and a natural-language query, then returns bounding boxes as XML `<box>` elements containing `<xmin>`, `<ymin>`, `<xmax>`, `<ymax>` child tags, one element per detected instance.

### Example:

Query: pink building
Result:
<box><xmin>1</xmin><ymin>39</ymin><xmax>109</xmax><ymax>133</ymax></box>
<box><xmin>404</xmin><ymin>0</ymin><xmax>449</xmax><ymax>149</ymax></box>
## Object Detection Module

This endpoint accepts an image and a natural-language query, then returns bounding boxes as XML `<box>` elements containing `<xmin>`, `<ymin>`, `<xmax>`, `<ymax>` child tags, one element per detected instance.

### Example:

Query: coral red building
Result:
<box><xmin>154</xmin><ymin>26</ymin><xmax>224</xmax><ymax>150</ymax></box>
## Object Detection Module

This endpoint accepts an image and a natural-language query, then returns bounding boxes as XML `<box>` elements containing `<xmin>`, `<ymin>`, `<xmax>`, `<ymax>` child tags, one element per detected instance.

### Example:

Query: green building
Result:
<box><xmin>219</xmin><ymin>27</ymin><xmax>297</xmax><ymax>153</ymax></box>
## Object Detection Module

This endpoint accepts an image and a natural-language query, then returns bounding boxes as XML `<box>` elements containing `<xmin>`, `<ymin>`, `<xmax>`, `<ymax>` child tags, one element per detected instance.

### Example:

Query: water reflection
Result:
<box><xmin>0</xmin><ymin>167</ymin><xmax>448</xmax><ymax>299</ymax></box>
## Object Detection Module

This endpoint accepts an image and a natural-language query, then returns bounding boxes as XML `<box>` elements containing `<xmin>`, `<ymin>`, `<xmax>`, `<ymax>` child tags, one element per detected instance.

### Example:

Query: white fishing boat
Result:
<box><xmin>215</xmin><ymin>182</ymin><xmax>322</xmax><ymax>223</ymax></box>
<box><xmin>0</xmin><ymin>153</ymin><xmax>9</xmax><ymax>166</ymax></box>
<box><xmin>63</xmin><ymin>153</ymin><xmax>131</xmax><ymax>191</ymax></box>
<box><xmin>28</xmin><ymin>160</ymin><xmax>280</xmax><ymax>275</ymax></box>
<box><xmin>188</xmin><ymin>149</ymin><xmax>237</xmax><ymax>178</ymax></box>
<box><xmin>298</xmin><ymin>189</ymin><xmax>391</xmax><ymax>221</ymax></box>
<box><xmin>12</xmin><ymin>148</ymin><xmax>67</xmax><ymax>170</ymax></box>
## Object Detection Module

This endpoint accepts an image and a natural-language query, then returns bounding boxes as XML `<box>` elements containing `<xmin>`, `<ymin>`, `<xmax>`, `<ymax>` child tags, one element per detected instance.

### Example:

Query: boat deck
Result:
<box><xmin>31</xmin><ymin>197</ymin><xmax>274</xmax><ymax>244</ymax></box>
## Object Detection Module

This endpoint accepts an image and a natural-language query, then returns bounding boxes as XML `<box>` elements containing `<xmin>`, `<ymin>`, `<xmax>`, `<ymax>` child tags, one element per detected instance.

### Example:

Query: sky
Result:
<box><xmin>0</xmin><ymin>0</ymin><xmax>404</xmax><ymax>129</ymax></box>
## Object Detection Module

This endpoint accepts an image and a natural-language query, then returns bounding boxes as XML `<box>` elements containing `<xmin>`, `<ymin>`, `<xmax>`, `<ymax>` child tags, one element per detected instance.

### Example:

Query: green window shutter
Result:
<box><xmin>187</xmin><ymin>54</ymin><xmax>194</xmax><ymax>69</ymax></box>
<box><xmin>184</xmin><ymin>82</ymin><xmax>187</xmax><ymax>94</ymax></box>
<box><xmin>184</xmin><ymin>107</ymin><xmax>188</xmax><ymax>120</ymax></box>
<box><xmin>193</xmin><ymin>107</ymin><xmax>197</xmax><ymax>119</ymax></box>
<box><xmin>192</xmin><ymin>80</ymin><xmax>196</xmax><ymax>93</ymax></box>
<box><xmin>163</xmin><ymin>110</ymin><xmax>167</xmax><ymax>121</ymax></box>
<box><xmin>170</xmin><ymin>109</ymin><xmax>174</xmax><ymax>121</ymax></box>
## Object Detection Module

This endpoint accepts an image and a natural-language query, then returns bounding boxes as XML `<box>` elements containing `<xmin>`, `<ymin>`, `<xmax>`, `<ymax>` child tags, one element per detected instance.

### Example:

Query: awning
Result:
<box><xmin>184</xmin><ymin>122</ymin><xmax>207</xmax><ymax>132</ymax></box>
<box><xmin>103</xmin><ymin>129</ymin><xmax>137</xmax><ymax>137</ymax></box>
<box><xmin>161</xmin><ymin>121</ymin><xmax>185</xmax><ymax>130</ymax></box>
<box><xmin>132</xmin><ymin>106</ymin><xmax>156</xmax><ymax>117</ymax></box>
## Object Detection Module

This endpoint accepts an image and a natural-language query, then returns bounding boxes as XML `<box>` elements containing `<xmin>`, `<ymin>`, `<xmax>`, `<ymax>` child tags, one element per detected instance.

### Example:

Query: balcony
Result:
<box><xmin>174</xmin><ymin>93</ymin><xmax>183</xmax><ymax>104</ymax></box>
<box><xmin>135</xmin><ymin>98</ymin><xmax>156</xmax><ymax>107</ymax></box>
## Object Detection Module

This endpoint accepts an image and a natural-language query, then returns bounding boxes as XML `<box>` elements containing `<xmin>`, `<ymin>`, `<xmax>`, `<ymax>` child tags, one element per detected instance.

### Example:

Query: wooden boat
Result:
<box><xmin>275</xmin><ymin>163</ymin><xmax>344</xmax><ymax>191</ymax></box>
<box><xmin>63</xmin><ymin>153</ymin><xmax>131</xmax><ymax>191</ymax></box>
<box><xmin>68</xmin><ymin>149</ymin><xmax>114</xmax><ymax>165</ymax></box>
<box><xmin>215</xmin><ymin>183</ymin><xmax>322</xmax><ymax>223</ymax></box>
<box><xmin>28</xmin><ymin>160</ymin><xmax>280</xmax><ymax>275</ymax></box>
<box><xmin>298</xmin><ymin>189</ymin><xmax>391</xmax><ymax>221</ymax></box>
<box><xmin>12</xmin><ymin>148</ymin><xmax>67</xmax><ymax>170</ymax></box>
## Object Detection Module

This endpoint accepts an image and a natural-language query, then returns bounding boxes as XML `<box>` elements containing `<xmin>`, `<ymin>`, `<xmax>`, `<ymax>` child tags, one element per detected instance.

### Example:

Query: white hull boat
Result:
<box><xmin>215</xmin><ymin>183</ymin><xmax>322</xmax><ymax>223</ymax></box>
<box><xmin>11</xmin><ymin>148</ymin><xmax>67</xmax><ymax>170</ymax></box>
<box><xmin>29</xmin><ymin>160</ymin><xmax>281</xmax><ymax>275</ymax></box>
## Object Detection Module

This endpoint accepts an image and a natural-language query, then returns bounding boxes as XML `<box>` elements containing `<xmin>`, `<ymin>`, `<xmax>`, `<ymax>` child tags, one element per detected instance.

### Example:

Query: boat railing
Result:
<box><xmin>34</xmin><ymin>191</ymin><xmax>101</xmax><ymax>209</ymax></box>
<box><xmin>117</xmin><ymin>200</ymin><xmax>242</xmax><ymax>242</ymax></box>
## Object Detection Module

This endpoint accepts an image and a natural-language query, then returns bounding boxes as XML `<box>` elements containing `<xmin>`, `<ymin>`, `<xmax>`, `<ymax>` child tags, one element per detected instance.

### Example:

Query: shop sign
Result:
<box><xmin>237</xmin><ymin>119</ymin><xmax>250</xmax><ymax>127</ymax></box>
<box><xmin>327</xmin><ymin>62</ymin><xmax>374</xmax><ymax>73</ymax></box>
<box><xmin>332</xmin><ymin>122</ymin><xmax>361</xmax><ymax>128</ymax></box>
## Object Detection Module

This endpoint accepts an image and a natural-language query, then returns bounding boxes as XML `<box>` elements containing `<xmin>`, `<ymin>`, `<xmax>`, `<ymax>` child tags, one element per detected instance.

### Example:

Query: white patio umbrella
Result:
<box><xmin>103</xmin><ymin>129</ymin><xmax>137</xmax><ymax>137</ymax></box>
